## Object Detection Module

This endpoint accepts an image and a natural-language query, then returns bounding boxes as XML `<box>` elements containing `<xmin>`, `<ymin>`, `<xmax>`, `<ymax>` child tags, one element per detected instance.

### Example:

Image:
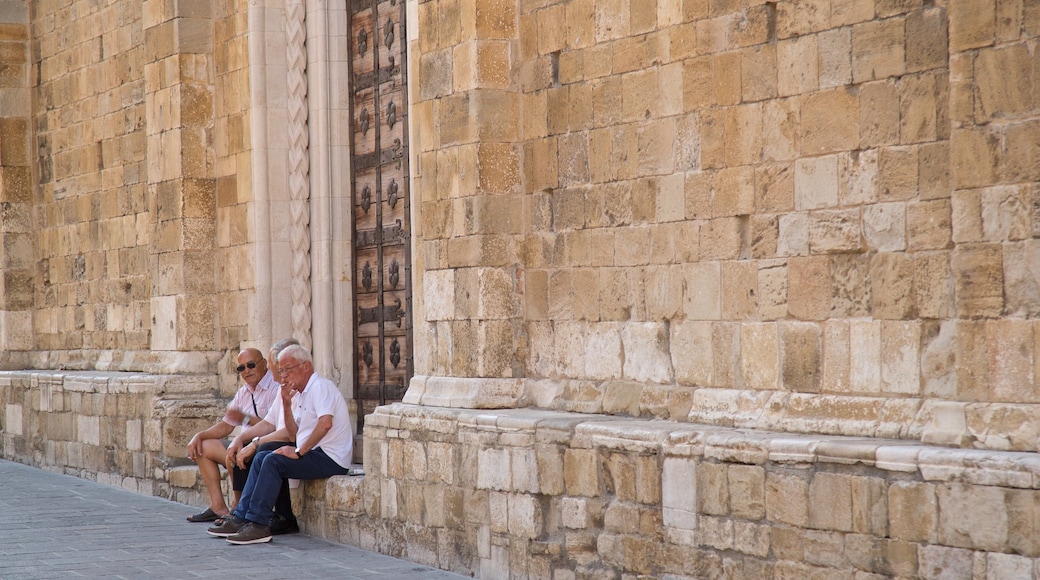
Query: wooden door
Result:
<box><xmin>348</xmin><ymin>0</ymin><xmax>412</xmax><ymax>430</ymax></box>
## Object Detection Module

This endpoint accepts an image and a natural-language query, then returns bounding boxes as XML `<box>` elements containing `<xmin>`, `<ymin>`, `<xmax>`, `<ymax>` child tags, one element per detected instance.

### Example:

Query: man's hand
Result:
<box><xmin>186</xmin><ymin>434</ymin><xmax>203</xmax><ymax>461</ymax></box>
<box><xmin>273</xmin><ymin>446</ymin><xmax>299</xmax><ymax>460</ymax></box>
<box><xmin>236</xmin><ymin>442</ymin><xmax>258</xmax><ymax>469</ymax></box>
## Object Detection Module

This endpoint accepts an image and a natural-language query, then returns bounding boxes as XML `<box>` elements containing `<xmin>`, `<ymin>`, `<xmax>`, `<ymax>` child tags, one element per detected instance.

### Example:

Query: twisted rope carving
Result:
<box><xmin>286</xmin><ymin>0</ymin><xmax>312</xmax><ymax>351</ymax></box>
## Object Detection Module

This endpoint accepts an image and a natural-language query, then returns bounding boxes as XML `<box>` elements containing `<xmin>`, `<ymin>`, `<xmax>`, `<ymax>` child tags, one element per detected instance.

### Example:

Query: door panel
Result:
<box><xmin>348</xmin><ymin>0</ymin><xmax>412</xmax><ymax>431</ymax></box>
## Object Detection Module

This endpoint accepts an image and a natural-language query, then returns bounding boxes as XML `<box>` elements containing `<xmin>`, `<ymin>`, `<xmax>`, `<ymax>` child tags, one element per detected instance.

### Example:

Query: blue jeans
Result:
<box><xmin>234</xmin><ymin>447</ymin><xmax>348</xmax><ymax>527</ymax></box>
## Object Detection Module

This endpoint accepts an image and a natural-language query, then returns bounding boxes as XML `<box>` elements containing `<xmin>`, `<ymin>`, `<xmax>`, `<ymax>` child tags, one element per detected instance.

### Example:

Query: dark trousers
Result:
<box><xmin>232</xmin><ymin>441</ymin><xmax>295</xmax><ymax>519</ymax></box>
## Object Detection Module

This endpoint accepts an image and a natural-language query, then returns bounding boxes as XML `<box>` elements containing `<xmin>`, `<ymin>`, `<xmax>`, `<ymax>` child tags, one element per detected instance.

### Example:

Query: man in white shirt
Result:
<box><xmin>207</xmin><ymin>344</ymin><xmax>353</xmax><ymax>544</ymax></box>
<box><xmin>185</xmin><ymin>348</ymin><xmax>279</xmax><ymax>523</ymax></box>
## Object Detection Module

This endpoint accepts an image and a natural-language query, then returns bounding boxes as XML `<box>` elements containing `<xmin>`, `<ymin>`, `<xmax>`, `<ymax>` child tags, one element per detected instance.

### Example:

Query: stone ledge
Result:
<box><xmin>404</xmin><ymin>376</ymin><xmax>1040</xmax><ymax>453</ymax></box>
<box><xmin>366</xmin><ymin>403</ymin><xmax>1040</xmax><ymax>490</ymax></box>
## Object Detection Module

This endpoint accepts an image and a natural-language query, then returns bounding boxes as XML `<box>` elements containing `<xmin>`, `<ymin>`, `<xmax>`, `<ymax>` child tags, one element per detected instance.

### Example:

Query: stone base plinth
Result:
<box><xmin>296</xmin><ymin>403</ymin><xmax>1040</xmax><ymax>579</ymax></box>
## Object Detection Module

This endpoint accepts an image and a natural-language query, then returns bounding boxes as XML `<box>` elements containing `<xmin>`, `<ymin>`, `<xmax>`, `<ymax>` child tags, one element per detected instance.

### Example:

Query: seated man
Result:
<box><xmin>207</xmin><ymin>344</ymin><xmax>353</xmax><ymax>544</ymax></box>
<box><xmin>223</xmin><ymin>338</ymin><xmax>300</xmax><ymax>534</ymax></box>
<box><xmin>186</xmin><ymin>348</ymin><xmax>279</xmax><ymax>522</ymax></box>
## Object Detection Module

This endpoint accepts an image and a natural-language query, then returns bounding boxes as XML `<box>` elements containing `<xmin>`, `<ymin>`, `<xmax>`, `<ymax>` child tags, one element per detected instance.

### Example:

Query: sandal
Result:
<box><xmin>186</xmin><ymin>507</ymin><xmax>224</xmax><ymax>523</ymax></box>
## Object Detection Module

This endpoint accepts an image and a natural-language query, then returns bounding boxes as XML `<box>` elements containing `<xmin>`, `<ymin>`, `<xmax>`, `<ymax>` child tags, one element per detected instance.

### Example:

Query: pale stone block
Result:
<box><xmin>622</xmin><ymin>323</ymin><xmax>673</xmax><ymax>384</ymax></box>
<box><xmin>808</xmin><ymin>472</ymin><xmax>853</xmax><ymax>532</ymax></box>
<box><xmin>888</xmin><ymin>481</ymin><xmax>938</xmax><ymax>542</ymax></box>
<box><xmin>671</xmin><ymin>321</ymin><xmax>714</xmax><ymax>386</ymax></box>
<box><xmin>77</xmin><ymin>414</ymin><xmax>100</xmax><ymax>446</ymax></box>
<box><xmin>149</xmin><ymin>295</ymin><xmax>178</xmax><ymax>350</ymax></box>
<box><xmin>809</xmin><ymin>209</ymin><xmax>863</xmax><ymax>253</ymax></box>
<box><xmin>801</xmin><ymin>89</ymin><xmax>860</xmax><ymax>154</ymax></box>
<box><xmin>698</xmin><ymin>515</ymin><xmax>734</xmax><ymax>550</ymax></box>
<box><xmin>788</xmin><ymin>256</ymin><xmax>832</xmax><ymax>320</ymax></box>
<box><xmin>477</xmin><ymin>447</ymin><xmax>511</xmax><ymax>491</ymax></box>
<box><xmin>682</xmin><ymin>262</ymin><xmax>721</xmax><ymax>320</ymax></box>
<box><xmin>952</xmin><ymin>244</ymin><xmax>1004</xmax><ymax>318</ymax></box>
<box><xmin>644</xmin><ymin>266</ymin><xmax>683</xmax><ymax>320</ymax></box>
<box><xmin>917</xmin><ymin>545</ymin><xmax>974</xmax><ymax>580</ymax></box>
<box><xmin>126</xmin><ymin>419</ymin><xmax>142</xmax><ymax>451</ymax></box>
<box><xmin>795</xmin><ymin>155</ymin><xmax>839</xmax><ymax>210</ymax></box>
<box><xmin>758</xmin><ymin>262</ymin><xmax>788</xmax><ymax>320</ymax></box>
<box><xmin>982</xmin><ymin>185</ymin><xmax>1031</xmax><ymax>242</ymax></box>
<box><xmin>488</xmin><ymin>491</ymin><xmax>508</xmax><ymax>534</ymax></box>
<box><xmin>863</xmin><ymin>202</ymin><xmax>907</xmax><ymax>252</ymax></box>
<box><xmin>852</xmin><ymin>17</ymin><xmax>906</xmax><ymax>83</ymax></box>
<box><xmin>663</xmin><ymin>456</ymin><xmax>698</xmax><ymax>530</ymax></box>
<box><xmin>424</xmin><ymin>269</ymin><xmax>455</xmax><ymax>321</ymax></box>
<box><xmin>585</xmin><ymin>323</ymin><xmax>623</xmax><ymax>381</ymax></box>
<box><xmin>766</xmin><ymin>470</ymin><xmax>810</xmax><ymax>527</ymax></box>
<box><xmin>721</xmin><ymin>260</ymin><xmax>757</xmax><ymax>319</ymax></box>
<box><xmin>937</xmin><ymin>483</ymin><xmax>1008</xmax><ymax>552</ymax></box>
<box><xmin>1004</xmin><ymin>241</ymin><xmax>1040</xmax><ymax>317</ymax></box>
<box><xmin>167</xmin><ymin>465</ymin><xmax>198</xmax><ymax>488</ymax></box>
<box><xmin>881</xmin><ymin>321</ymin><xmax>921</xmax><ymax>395</ymax></box>
<box><xmin>741</xmin><ymin>323</ymin><xmax>779</xmax><ymax>390</ymax></box>
<box><xmin>0</xmin><ymin>310</ymin><xmax>32</xmax><ymax>350</ymax></box>
<box><xmin>728</xmin><ymin>464</ymin><xmax>765</xmax><ymax>520</ymax></box>
<box><xmin>778</xmin><ymin>212</ymin><xmax>810</xmax><ymax>257</ymax></box>
<box><xmin>818</xmin><ymin>27</ymin><xmax>852</xmax><ymax>89</ymax></box>
<box><xmin>849</xmin><ymin>320</ymin><xmax>882</xmax><ymax>393</ymax></box>
<box><xmin>5</xmin><ymin>403</ymin><xmax>21</xmax><ymax>435</ymax></box>
<box><xmin>561</xmin><ymin>496</ymin><xmax>589</xmax><ymax>529</ymax></box>
<box><xmin>777</xmin><ymin>35</ymin><xmax>818</xmax><ymax>96</ymax></box>
<box><xmin>508</xmin><ymin>494</ymin><xmax>540</xmax><ymax>539</ymax></box>
<box><xmin>564</xmin><ymin>448</ymin><xmax>599</xmax><ymax>497</ymax></box>
<box><xmin>988</xmin><ymin>319</ymin><xmax>1036</xmax><ymax>403</ymax></box>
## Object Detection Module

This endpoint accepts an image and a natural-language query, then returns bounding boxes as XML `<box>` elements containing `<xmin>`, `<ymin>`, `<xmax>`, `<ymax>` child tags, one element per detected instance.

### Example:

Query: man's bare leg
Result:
<box><xmin>195</xmin><ymin>439</ymin><xmax>231</xmax><ymax>516</ymax></box>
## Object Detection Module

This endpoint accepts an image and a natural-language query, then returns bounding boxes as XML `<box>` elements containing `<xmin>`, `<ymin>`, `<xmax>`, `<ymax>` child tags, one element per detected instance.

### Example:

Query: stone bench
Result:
<box><xmin>291</xmin><ymin>403</ymin><xmax>1040</xmax><ymax>578</ymax></box>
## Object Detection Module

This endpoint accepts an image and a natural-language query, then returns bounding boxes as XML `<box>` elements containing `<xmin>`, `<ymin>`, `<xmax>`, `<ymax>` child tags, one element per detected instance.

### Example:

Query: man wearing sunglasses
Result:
<box><xmin>185</xmin><ymin>348</ymin><xmax>279</xmax><ymax>523</ymax></box>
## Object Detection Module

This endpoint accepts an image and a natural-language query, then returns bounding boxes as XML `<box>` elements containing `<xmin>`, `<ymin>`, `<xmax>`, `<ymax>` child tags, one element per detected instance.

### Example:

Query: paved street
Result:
<box><xmin>0</xmin><ymin>459</ymin><xmax>470</xmax><ymax>579</ymax></box>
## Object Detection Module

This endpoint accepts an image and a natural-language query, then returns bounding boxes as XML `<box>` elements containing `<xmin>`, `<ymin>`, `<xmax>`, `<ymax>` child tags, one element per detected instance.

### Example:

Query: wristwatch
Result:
<box><xmin>295</xmin><ymin>447</ymin><xmax>305</xmax><ymax>457</ymax></box>
<box><xmin>250</xmin><ymin>436</ymin><xmax>260</xmax><ymax>447</ymax></box>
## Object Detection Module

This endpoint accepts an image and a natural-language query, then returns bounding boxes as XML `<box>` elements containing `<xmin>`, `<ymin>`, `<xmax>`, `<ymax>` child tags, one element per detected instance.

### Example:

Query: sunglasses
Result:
<box><xmin>236</xmin><ymin>361</ymin><xmax>261</xmax><ymax>373</ymax></box>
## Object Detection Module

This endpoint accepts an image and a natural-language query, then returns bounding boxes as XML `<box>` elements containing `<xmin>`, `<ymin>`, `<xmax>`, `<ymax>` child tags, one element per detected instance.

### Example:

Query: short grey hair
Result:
<box><xmin>270</xmin><ymin>337</ymin><xmax>300</xmax><ymax>359</ymax></box>
<box><xmin>278</xmin><ymin>343</ymin><xmax>312</xmax><ymax>365</ymax></box>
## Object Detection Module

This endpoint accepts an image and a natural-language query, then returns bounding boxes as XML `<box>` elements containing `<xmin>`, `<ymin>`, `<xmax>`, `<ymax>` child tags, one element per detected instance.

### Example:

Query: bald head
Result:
<box><xmin>236</xmin><ymin>348</ymin><xmax>268</xmax><ymax>387</ymax></box>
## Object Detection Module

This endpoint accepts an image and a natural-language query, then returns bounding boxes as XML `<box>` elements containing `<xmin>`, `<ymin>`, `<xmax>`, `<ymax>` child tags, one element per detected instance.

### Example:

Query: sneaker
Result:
<box><xmin>226</xmin><ymin>522</ymin><xmax>273</xmax><ymax>545</ymax></box>
<box><xmin>206</xmin><ymin>515</ymin><xmax>245</xmax><ymax>537</ymax></box>
<box><xmin>271</xmin><ymin>513</ymin><xmax>299</xmax><ymax>535</ymax></box>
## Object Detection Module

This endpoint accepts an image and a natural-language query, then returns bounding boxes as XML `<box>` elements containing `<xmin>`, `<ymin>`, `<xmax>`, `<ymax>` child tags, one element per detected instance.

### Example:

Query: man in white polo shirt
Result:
<box><xmin>207</xmin><ymin>344</ymin><xmax>352</xmax><ymax>544</ymax></box>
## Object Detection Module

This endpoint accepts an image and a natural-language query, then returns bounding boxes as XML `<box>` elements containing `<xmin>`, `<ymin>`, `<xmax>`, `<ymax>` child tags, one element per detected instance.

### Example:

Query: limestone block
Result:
<box><xmin>801</xmin><ymin>529</ymin><xmax>845</xmax><ymax>568</ymax></box>
<box><xmin>741</xmin><ymin>44</ymin><xmax>778</xmax><ymax>102</ymax></box>
<box><xmin>907</xmin><ymin>200</ymin><xmax>951</xmax><ymax>250</ymax></box>
<box><xmin>850</xmin><ymin>320</ymin><xmax>882</xmax><ymax>393</ymax></box>
<box><xmin>166</xmin><ymin>465</ymin><xmax>198</xmax><ymax>488</ymax></box>
<box><xmin>1005</xmin><ymin>122</ymin><xmax>1040</xmax><ymax>184</ymax></box>
<box><xmin>752</xmin><ymin>215</ymin><xmax>777</xmax><ymax>259</ymax></box>
<box><xmin>818</xmin><ymin>28</ymin><xmax>852</xmax><ymax>90</ymax></box>
<box><xmin>809</xmin><ymin>209</ymin><xmax>863</xmax><ymax>253</ymax></box>
<box><xmin>906</xmin><ymin>8</ymin><xmax>948</xmax><ymax>73</ymax></box>
<box><xmin>949</xmin><ymin>0</ymin><xmax>995</xmax><ymax>51</ymax></box>
<box><xmin>698</xmin><ymin>217</ymin><xmax>740</xmax><ymax>259</ymax></box>
<box><xmin>952</xmin><ymin>244</ymin><xmax>1003</xmax><ymax>318</ymax></box>
<box><xmin>728</xmin><ymin>464</ymin><xmax>765</xmax><ymax>520</ymax></box>
<box><xmin>762</xmin><ymin>100</ymin><xmax>800</xmax><ymax>162</ymax></box>
<box><xmin>721</xmin><ymin>260</ymin><xmax>757</xmax><ymax>319</ymax></box>
<box><xmin>888</xmin><ymin>481</ymin><xmax>938</xmax><ymax>542</ymax></box>
<box><xmin>698</xmin><ymin>515</ymin><xmax>734</xmax><ymax>551</ymax></box>
<box><xmin>795</xmin><ymin>154</ymin><xmax>838</xmax><ymax>210</ymax></box>
<box><xmin>859</xmin><ymin>81</ymin><xmax>900</xmax><ymax>148</ymax></box>
<box><xmin>951</xmin><ymin>127</ymin><xmax>1000</xmax><ymax>190</ymax></box>
<box><xmin>918</xmin><ymin>321</ymin><xmax>956</xmax><ymax>400</ymax></box>
<box><xmin>917</xmin><ymin>545</ymin><xmax>974</xmax><ymax>580</ymax></box>
<box><xmin>741</xmin><ymin>322</ymin><xmax>779</xmax><ymax>390</ymax></box>
<box><xmin>788</xmin><ymin>256</ymin><xmax>832</xmax><ymax>320</ymax></box>
<box><xmin>844</xmin><ymin>535</ymin><xmax>918</xmax><ymax>577</ymax></box>
<box><xmin>863</xmin><ymin>202</ymin><xmax>906</xmax><ymax>252</ymax></box>
<box><xmin>4</xmin><ymin>402</ymin><xmax>21</xmax><ymax>435</ymax></box>
<box><xmin>918</xmin><ymin>141</ymin><xmax>950</xmax><ymax>201</ymax></box>
<box><xmin>644</xmin><ymin>265</ymin><xmax>683</xmax><ymax>320</ymax></box>
<box><xmin>621</xmin><ymin>323</ymin><xmax>673</xmax><ymax>384</ymax></box>
<box><xmin>683</xmin><ymin>262</ymin><xmax>721</xmax><ymax>320</ymax></box>
<box><xmin>879</xmin><ymin>145</ymin><xmax>918</xmax><ymax>201</ymax></box>
<box><xmin>776</xmin><ymin>0</ymin><xmax>829</xmax><ymax>38</ymax></box>
<box><xmin>713</xmin><ymin>51</ymin><xmax>742</xmax><ymax>107</ymax></box>
<box><xmin>937</xmin><ymin>483</ymin><xmax>1008</xmax><ymax>551</ymax></box>
<box><xmin>982</xmin><ymin>185</ymin><xmax>1031</xmax><ymax>242</ymax></box>
<box><xmin>766</xmin><ymin>469</ymin><xmax>810</xmax><ymax>527</ymax></box>
<box><xmin>713</xmin><ymin>166</ymin><xmax>755</xmax><ymax>217</ymax></box>
<box><xmin>801</xmin><ymin>88</ymin><xmax>859</xmax><ymax>155</ymax></box>
<box><xmin>697</xmin><ymin>460</ymin><xmax>729</xmax><ymax>516</ymax></box>
<box><xmin>585</xmin><ymin>323</ymin><xmax>623</xmax><ymax>381</ymax></box>
<box><xmin>758</xmin><ymin>261</ymin><xmax>788</xmax><ymax>320</ymax></box>
<box><xmin>564</xmin><ymin>448</ymin><xmax>600</xmax><ymax>497</ymax></box>
<box><xmin>779</xmin><ymin>322</ymin><xmax>822</xmax><ymax>393</ymax></box>
<box><xmin>986</xmin><ymin>319</ymin><xmax>1035</xmax><ymax>403</ymax></box>
<box><xmin>808</xmin><ymin>472</ymin><xmax>853</xmax><ymax>532</ymax></box>
<box><xmin>1003</xmin><ymin>241</ymin><xmax>1040</xmax><ymax>317</ymax></box>
<box><xmin>777</xmin><ymin>35</ymin><xmax>818</xmax><ymax>97</ymax></box>
<box><xmin>951</xmin><ymin>188</ymin><xmax>984</xmax><ymax>243</ymax></box>
<box><xmin>777</xmin><ymin>212</ymin><xmax>810</xmax><ymax>257</ymax></box>
<box><xmin>881</xmin><ymin>321</ymin><xmax>921</xmax><ymax>395</ymax></box>
<box><xmin>899</xmin><ymin>73</ymin><xmax>941</xmax><ymax>144</ymax></box>
<box><xmin>822</xmin><ymin>320</ymin><xmax>851</xmax><ymax>393</ymax></box>
<box><xmin>671</xmin><ymin>321</ymin><xmax>714</xmax><ymax>386</ymax></box>
<box><xmin>852</xmin><ymin>17</ymin><xmax>906</xmax><ymax>83</ymax></box>
<box><xmin>870</xmin><ymin>252</ymin><xmax>915</xmax><ymax>320</ymax></box>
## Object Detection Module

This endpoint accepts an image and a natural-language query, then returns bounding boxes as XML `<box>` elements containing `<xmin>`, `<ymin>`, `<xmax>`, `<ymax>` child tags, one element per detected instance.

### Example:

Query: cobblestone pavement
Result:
<box><xmin>0</xmin><ymin>459</ymin><xmax>470</xmax><ymax>580</ymax></box>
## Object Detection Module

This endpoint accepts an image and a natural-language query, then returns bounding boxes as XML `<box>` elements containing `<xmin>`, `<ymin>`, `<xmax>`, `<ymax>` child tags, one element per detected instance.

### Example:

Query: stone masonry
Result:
<box><xmin>2</xmin><ymin>0</ymin><xmax>1040</xmax><ymax>578</ymax></box>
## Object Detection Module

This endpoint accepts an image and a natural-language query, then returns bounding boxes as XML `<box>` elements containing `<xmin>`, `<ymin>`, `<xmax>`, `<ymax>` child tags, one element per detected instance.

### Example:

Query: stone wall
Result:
<box><xmin>298</xmin><ymin>402</ymin><xmax>1040</xmax><ymax>579</ymax></box>
<box><xmin>412</xmin><ymin>0</ymin><xmax>1040</xmax><ymax>453</ymax></box>
<box><xmin>0</xmin><ymin>370</ymin><xmax>221</xmax><ymax>505</ymax></box>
